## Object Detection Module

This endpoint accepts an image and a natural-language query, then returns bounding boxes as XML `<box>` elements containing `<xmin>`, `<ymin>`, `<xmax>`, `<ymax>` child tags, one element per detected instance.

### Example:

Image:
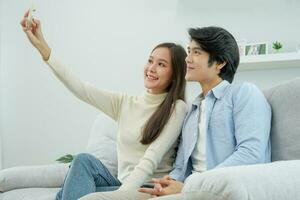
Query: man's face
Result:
<box><xmin>185</xmin><ymin>40</ymin><xmax>222</xmax><ymax>83</ymax></box>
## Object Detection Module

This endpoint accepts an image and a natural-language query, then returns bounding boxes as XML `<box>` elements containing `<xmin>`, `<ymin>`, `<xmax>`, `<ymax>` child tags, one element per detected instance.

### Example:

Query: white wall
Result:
<box><xmin>178</xmin><ymin>0</ymin><xmax>300</xmax><ymax>53</ymax></box>
<box><xmin>0</xmin><ymin>0</ymin><xmax>3</xmax><ymax>169</ymax></box>
<box><xmin>1</xmin><ymin>0</ymin><xmax>300</xmax><ymax>168</ymax></box>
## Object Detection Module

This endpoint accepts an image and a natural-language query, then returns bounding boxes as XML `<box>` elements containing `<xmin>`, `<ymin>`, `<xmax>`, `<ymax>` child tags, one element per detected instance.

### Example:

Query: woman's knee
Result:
<box><xmin>71</xmin><ymin>153</ymin><xmax>96</xmax><ymax>168</ymax></box>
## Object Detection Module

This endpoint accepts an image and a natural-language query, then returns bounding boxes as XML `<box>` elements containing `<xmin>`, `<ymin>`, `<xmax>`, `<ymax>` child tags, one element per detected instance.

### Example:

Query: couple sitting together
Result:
<box><xmin>21</xmin><ymin>10</ymin><xmax>271</xmax><ymax>200</ymax></box>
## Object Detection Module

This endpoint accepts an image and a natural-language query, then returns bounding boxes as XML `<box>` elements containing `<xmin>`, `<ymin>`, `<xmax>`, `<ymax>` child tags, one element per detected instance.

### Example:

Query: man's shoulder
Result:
<box><xmin>228</xmin><ymin>82</ymin><xmax>262</xmax><ymax>98</ymax></box>
<box><xmin>227</xmin><ymin>82</ymin><xmax>268</xmax><ymax>109</ymax></box>
<box><xmin>230</xmin><ymin>81</ymin><xmax>258</xmax><ymax>91</ymax></box>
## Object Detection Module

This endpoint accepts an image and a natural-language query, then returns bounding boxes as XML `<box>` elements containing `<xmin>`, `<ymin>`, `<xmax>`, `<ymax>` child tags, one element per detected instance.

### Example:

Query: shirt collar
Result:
<box><xmin>210</xmin><ymin>80</ymin><xmax>230</xmax><ymax>99</ymax></box>
<box><xmin>192</xmin><ymin>80</ymin><xmax>230</xmax><ymax>107</ymax></box>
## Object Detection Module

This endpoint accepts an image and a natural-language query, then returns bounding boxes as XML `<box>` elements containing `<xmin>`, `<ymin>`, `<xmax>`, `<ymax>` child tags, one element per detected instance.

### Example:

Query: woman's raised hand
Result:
<box><xmin>20</xmin><ymin>9</ymin><xmax>51</xmax><ymax>61</ymax></box>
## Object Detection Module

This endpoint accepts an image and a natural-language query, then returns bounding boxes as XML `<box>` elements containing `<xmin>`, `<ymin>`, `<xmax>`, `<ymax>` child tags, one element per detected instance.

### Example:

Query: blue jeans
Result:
<box><xmin>55</xmin><ymin>153</ymin><xmax>121</xmax><ymax>200</ymax></box>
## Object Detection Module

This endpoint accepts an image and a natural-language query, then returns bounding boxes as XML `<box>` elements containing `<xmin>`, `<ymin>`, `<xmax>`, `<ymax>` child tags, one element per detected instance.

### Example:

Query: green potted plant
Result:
<box><xmin>56</xmin><ymin>154</ymin><xmax>75</xmax><ymax>163</ymax></box>
<box><xmin>273</xmin><ymin>41</ymin><xmax>283</xmax><ymax>53</ymax></box>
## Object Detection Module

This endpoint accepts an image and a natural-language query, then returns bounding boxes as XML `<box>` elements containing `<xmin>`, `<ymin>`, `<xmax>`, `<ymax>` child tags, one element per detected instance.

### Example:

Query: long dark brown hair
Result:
<box><xmin>140</xmin><ymin>43</ymin><xmax>187</xmax><ymax>145</ymax></box>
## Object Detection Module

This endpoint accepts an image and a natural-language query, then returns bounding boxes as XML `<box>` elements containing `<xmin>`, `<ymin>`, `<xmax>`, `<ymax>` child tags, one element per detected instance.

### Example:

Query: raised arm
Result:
<box><xmin>20</xmin><ymin>11</ymin><xmax>123</xmax><ymax>120</ymax></box>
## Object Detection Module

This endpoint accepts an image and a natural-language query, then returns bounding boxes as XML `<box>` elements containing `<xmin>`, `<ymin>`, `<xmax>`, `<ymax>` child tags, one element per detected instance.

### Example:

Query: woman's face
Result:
<box><xmin>144</xmin><ymin>47</ymin><xmax>173</xmax><ymax>94</ymax></box>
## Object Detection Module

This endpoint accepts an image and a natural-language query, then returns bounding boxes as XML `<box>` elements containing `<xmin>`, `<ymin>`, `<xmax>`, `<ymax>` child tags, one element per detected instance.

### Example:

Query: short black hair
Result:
<box><xmin>188</xmin><ymin>27</ymin><xmax>239</xmax><ymax>83</ymax></box>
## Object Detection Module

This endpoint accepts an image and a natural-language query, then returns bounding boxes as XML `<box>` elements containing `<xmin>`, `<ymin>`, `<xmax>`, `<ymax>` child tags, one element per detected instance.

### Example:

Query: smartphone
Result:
<box><xmin>26</xmin><ymin>6</ymin><xmax>36</xmax><ymax>30</ymax></box>
<box><xmin>141</xmin><ymin>182</ymin><xmax>155</xmax><ymax>188</ymax></box>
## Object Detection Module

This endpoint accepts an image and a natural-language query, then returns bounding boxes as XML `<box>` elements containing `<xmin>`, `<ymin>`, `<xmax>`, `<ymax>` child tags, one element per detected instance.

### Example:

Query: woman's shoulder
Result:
<box><xmin>175</xmin><ymin>99</ymin><xmax>186</xmax><ymax>106</ymax></box>
<box><xmin>174</xmin><ymin>99</ymin><xmax>188</xmax><ymax>113</ymax></box>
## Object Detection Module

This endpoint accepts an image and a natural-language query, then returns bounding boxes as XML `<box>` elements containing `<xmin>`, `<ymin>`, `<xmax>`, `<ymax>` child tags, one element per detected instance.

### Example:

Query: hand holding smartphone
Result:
<box><xmin>21</xmin><ymin>7</ymin><xmax>51</xmax><ymax>61</ymax></box>
<box><xmin>25</xmin><ymin>6</ymin><xmax>36</xmax><ymax>30</ymax></box>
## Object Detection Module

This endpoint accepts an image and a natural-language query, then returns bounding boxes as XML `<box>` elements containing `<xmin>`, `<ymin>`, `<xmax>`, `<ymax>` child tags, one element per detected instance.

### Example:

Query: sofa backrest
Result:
<box><xmin>86</xmin><ymin>113</ymin><xmax>118</xmax><ymax>176</ymax></box>
<box><xmin>264</xmin><ymin>78</ymin><xmax>300</xmax><ymax>161</ymax></box>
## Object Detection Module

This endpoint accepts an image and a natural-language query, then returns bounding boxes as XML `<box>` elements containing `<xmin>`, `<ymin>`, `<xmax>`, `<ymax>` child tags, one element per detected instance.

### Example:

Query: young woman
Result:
<box><xmin>20</xmin><ymin>11</ymin><xmax>187</xmax><ymax>200</ymax></box>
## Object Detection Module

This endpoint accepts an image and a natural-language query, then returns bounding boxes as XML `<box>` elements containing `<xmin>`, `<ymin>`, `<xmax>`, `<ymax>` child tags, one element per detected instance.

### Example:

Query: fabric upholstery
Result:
<box><xmin>85</xmin><ymin>113</ymin><xmax>118</xmax><ymax>177</ymax></box>
<box><xmin>263</xmin><ymin>78</ymin><xmax>300</xmax><ymax>161</ymax></box>
<box><xmin>149</xmin><ymin>192</ymin><xmax>224</xmax><ymax>200</ymax></box>
<box><xmin>0</xmin><ymin>164</ymin><xmax>68</xmax><ymax>192</ymax></box>
<box><xmin>181</xmin><ymin>160</ymin><xmax>300</xmax><ymax>200</ymax></box>
<box><xmin>0</xmin><ymin>188</ymin><xmax>60</xmax><ymax>200</ymax></box>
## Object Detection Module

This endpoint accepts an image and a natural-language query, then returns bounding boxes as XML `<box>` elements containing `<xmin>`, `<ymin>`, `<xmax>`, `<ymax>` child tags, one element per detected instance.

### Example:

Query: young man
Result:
<box><xmin>79</xmin><ymin>26</ymin><xmax>271</xmax><ymax>200</ymax></box>
<box><xmin>138</xmin><ymin>26</ymin><xmax>271</xmax><ymax>197</ymax></box>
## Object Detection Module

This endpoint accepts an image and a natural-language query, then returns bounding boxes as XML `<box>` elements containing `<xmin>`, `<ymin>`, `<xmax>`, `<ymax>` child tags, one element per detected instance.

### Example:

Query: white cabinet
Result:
<box><xmin>238</xmin><ymin>52</ymin><xmax>300</xmax><ymax>71</ymax></box>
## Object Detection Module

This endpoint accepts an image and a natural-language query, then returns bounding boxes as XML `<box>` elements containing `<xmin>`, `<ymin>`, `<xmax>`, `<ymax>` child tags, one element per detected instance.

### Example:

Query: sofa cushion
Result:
<box><xmin>149</xmin><ymin>192</ymin><xmax>224</xmax><ymax>200</ymax></box>
<box><xmin>1</xmin><ymin>188</ymin><xmax>60</xmax><ymax>200</ymax></box>
<box><xmin>0</xmin><ymin>164</ymin><xmax>68</xmax><ymax>192</ymax></box>
<box><xmin>85</xmin><ymin>113</ymin><xmax>118</xmax><ymax>176</ymax></box>
<box><xmin>182</xmin><ymin>160</ymin><xmax>300</xmax><ymax>200</ymax></box>
<box><xmin>264</xmin><ymin>78</ymin><xmax>300</xmax><ymax>161</ymax></box>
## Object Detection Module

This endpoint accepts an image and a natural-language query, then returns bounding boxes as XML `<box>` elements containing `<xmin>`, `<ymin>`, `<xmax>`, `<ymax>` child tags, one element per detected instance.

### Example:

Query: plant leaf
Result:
<box><xmin>56</xmin><ymin>154</ymin><xmax>75</xmax><ymax>163</ymax></box>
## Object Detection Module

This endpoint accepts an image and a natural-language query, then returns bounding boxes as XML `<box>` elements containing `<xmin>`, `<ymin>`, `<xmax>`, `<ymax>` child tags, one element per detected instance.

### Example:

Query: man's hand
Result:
<box><xmin>138</xmin><ymin>175</ymin><xmax>183</xmax><ymax>197</ymax></box>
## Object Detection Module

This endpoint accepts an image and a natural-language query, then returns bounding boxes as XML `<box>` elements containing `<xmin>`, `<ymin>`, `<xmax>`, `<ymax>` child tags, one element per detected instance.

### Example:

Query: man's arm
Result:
<box><xmin>169</xmin><ymin>134</ymin><xmax>185</xmax><ymax>181</ymax></box>
<box><xmin>217</xmin><ymin>83</ymin><xmax>271</xmax><ymax>168</ymax></box>
<box><xmin>169</xmin><ymin>104</ymin><xmax>193</xmax><ymax>181</ymax></box>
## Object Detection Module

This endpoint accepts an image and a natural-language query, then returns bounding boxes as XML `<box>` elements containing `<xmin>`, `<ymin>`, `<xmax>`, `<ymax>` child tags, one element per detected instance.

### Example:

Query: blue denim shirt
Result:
<box><xmin>170</xmin><ymin>80</ymin><xmax>271</xmax><ymax>182</ymax></box>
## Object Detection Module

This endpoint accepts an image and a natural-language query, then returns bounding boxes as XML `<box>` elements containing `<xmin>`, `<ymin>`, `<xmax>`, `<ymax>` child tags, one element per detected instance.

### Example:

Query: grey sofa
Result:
<box><xmin>1</xmin><ymin>78</ymin><xmax>300</xmax><ymax>200</ymax></box>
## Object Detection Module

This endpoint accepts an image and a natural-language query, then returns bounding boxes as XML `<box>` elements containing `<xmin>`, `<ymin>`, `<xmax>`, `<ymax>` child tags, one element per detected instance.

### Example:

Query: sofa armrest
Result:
<box><xmin>182</xmin><ymin>160</ymin><xmax>300</xmax><ymax>200</ymax></box>
<box><xmin>0</xmin><ymin>163</ymin><xmax>69</xmax><ymax>192</ymax></box>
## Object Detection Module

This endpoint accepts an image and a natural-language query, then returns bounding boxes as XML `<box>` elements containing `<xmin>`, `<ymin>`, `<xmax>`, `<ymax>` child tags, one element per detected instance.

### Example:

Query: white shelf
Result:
<box><xmin>238</xmin><ymin>52</ymin><xmax>300</xmax><ymax>71</ymax></box>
